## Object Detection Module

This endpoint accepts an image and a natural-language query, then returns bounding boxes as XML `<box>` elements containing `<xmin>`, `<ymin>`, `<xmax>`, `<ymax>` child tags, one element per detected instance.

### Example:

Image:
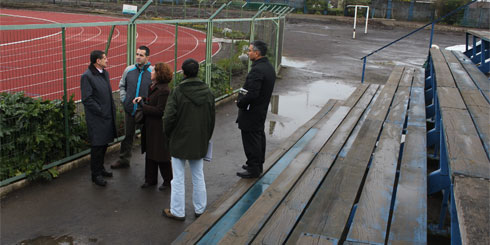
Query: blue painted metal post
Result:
<box><xmin>472</xmin><ymin>36</ymin><xmax>477</xmax><ymax>62</ymax></box>
<box><xmin>462</xmin><ymin>5</ymin><xmax>469</xmax><ymax>26</ymax></box>
<box><xmin>387</xmin><ymin>0</ymin><xmax>392</xmax><ymax>19</ymax></box>
<box><xmin>429</xmin><ymin>22</ymin><xmax>435</xmax><ymax>49</ymax></box>
<box><xmin>480</xmin><ymin>40</ymin><xmax>489</xmax><ymax>73</ymax></box>
<box><xmin>304</xmin><ymin>0</ymin><xmax>307</xmax><ymax>13</ymax></box>
<box><xmin>451</xmin><ymin>184</ymin><xmax>462</xmax><ymax>245</ymax></box>
<box><xmin>361</xmin><ymin>57</ymin><xmax>366</xmax><ymax>83</ymax></box>
<box><xmin>408</xmin><ymin>0</ymin><xmax>414</xmax><ymax>21</ymax></box>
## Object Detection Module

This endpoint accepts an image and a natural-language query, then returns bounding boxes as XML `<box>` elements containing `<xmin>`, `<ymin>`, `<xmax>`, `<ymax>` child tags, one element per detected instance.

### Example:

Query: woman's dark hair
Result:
<box><xmin>154</xmin><ymin>62</ymin><xmax>172</xmax><ymax>84</ymax></box>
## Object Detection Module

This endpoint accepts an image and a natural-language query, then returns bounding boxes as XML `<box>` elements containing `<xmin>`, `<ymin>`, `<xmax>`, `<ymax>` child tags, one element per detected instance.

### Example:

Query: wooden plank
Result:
<box><xmin>441</xmin><ymin>107</ymin><xmax>490</xmax><ymax>179</ymax></box>
<box><xmin>251</xmin><ymin>85</ymin><xmax>380</xmax><ymax>245</ymax></box>
<box><xmin>467</xmin><ymin>30</ymin><xmax>490</xmax><ymax>42</ymax></box>
<box><xmin>398</xmin><ymin>68</ymin><xmax>414</xmax><ymax>87</ymax></box>
<box><xmin>437</xmin><ymin>87</ymin><xmax>467</xmax><ymax>110</ymax></box>
<box><xmin>452</xmin><ymin>51</ymin><xmax>490</xmax><ymax>100</ymax></box>
<box><xmin>296</xmin><ymin>233</ymin><xmax>338</xmax><ymax>245</ymax></box>
<box><xmin>388</xmin><ymin>126</ymin><xmax>427</xmax><ymax>245</ymax></box>
<box><xmin>441</xmin><ymin>50</ymin><xmax>479</xmax><ymax>91</ymax></box>
<box><xmin>286</xmin><ymin>73</ymin><xmax>402</xmax><ymax>243</ymax></box>
<box><xmin>346</xmin><ymin>87</ymin><xmax>410</xmax><ymax>244</ymax></box>
<box><xmin>386</xmin><ymin>66</ymin><xmax>405</xmax><ymax>87</ymax></box>
<box><xmin>453</xmin><ymin>176</ymin><xmax>490</xmax><ymax>245</ymax></box>
<box><xmin>219</xmin><ymin>101</ymin><xmax>358</xmax><ymax>244</ymax></box>
<box><xmin>412</xmin><ymin>68</ymin><xmax>425</xmax><ymax>88</ymax></box>
<box><xmin>388</xmin><ymin>87</ymin><xmax>427</xmax><ymax>244</ymax></box>
<box><xmin>172</xmin><ymin>99</ymin><xmax>338</xmax><ymax>245</ymax></box>
<box><xmin>343</xmin><ymin>84</ymin><xmax>370</xmax><ymax>108</ymax></box>
<box><xmin>430</xmin><ymin>48</ymin><xmax>456</xmax><ymax>88</ymax></box>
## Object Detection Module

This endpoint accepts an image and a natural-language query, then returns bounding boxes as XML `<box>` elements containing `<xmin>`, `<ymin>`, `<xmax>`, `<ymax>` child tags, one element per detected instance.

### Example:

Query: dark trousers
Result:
<box><xmin>241</xmin><ymin>130</ymin><xmax>266</xmax><ymax>173</ymax></box>
<box><xmin>91</xmin><ymin>145</ymin><xmax>108</xmax><ymax>177</ymax></box>
<box><xmin>145</xmin><ymin>156</ymin><xmax>173</xmax><ymax>185</ymax></box>
<box><xmin>119</xmin><ymin>112</ymin><xmax>137</xmax><ymax>164</ymax></box>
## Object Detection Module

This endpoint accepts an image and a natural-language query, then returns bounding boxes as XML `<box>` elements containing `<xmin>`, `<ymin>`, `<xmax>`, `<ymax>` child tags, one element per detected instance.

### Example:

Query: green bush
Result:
<box><xmin>0</xmin><ymin>92</ymin><xmax>88</xmax><ymax>181</ymax></box>
<box><xmin>171</xmin><ymin>63</ymin><xmax>232</xmax><ymax>97</ymax></box>
<box><xmin>435</xmin><ymin>0</ymin><xmax>471</xmax><ymax>25</ymax></box>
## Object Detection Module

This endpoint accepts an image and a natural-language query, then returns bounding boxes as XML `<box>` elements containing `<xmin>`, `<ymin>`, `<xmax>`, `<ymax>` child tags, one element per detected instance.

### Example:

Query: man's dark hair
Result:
<box><xmin>252</xmin><ymin>40</ymin><xmax>267</xmax><ymax>57</ymax></box>
<box><xmin>138</xmin><ymin>45</ymin><xmax>150</xmax><ymax>56</ymax></box>
<box><xmin>182</xmin><ymin>58</ymin><xmax>199</xmax><ymax>78</ymax></box>
<box><xmin>90</xmin><ymin>50</ymin><xmax>105</xmax><ymax>64</ymax></box>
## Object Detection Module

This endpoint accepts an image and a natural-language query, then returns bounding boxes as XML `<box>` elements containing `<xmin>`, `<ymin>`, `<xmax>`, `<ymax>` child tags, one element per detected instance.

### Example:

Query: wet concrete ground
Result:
<box><xmin>1</xmin><ymin>16</ymin><xmax>464</xmax><ymax>245</ymax></box>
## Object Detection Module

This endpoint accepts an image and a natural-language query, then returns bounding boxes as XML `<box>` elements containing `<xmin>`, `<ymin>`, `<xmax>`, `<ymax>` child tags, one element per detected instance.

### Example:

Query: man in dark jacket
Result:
<box><xmin>236</xmin><ymin>40</ymin><xmax>276</xmax><ymax>178</ymax></box>
<box><xmin>112</xmin><ymin>46</ymin><xmax>153</xmax><ymax>169</ymax></box>
<box><xmin>81</xmin><ymin>50</ymin><xmax>117</xmax><ymax>187</ymax></box>
<box><xmin>162</xmin><ymin>59</ymin><xmax>215</xmax><ymax>220</ymax></box>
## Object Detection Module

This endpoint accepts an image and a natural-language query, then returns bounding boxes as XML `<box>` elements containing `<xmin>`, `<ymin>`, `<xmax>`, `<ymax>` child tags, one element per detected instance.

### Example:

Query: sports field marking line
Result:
<box><xmin>0</xmin><ymin>13</ymin><xmax>60</xmax><ymax>47</ymax></box>
<box><xmin>3</xmin><ymin>24</ymin><xmax>219</xmax><ymax>97</ymax></box>
<box><xmin>1</xmin><ymin>26</ymin><xmax>87</xmax><ymax>57</ymax></box>
<box><xmin>0</xmin><ymin>26</ymin><xmax>122</xmax><ymax>69</ymax></box>
<box><xmin>0</xmin><ymin>24</ymin><xmax>165</xmax><ymax>86</ymax></box>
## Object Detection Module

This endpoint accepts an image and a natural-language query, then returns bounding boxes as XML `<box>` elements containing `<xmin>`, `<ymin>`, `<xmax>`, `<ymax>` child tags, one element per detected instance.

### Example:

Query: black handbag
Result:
<box><xmin>134</xmin><ymin>106</ymin><xmax>144</xmax><ymax>124</ymax></box>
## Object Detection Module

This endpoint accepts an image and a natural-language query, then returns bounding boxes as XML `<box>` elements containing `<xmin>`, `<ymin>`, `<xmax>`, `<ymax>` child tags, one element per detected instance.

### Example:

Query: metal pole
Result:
<box><xmin>105</xmin><ymin>25</ymin><xmax>116</xmax><ymax>55</ymax></box>
<box><xmin>61</xmin><ymin>27</ymin><xmax>70</xmax><ymax>157</ymax></box>
<box><xmin>361</xmin><ymin>57</ymin><xmax>366</xmax><ymax>83</ymax></box>
<box><xmin>429</xmin><ymin>22</ymin><xmax>435</xmax><ymax>49</ymax></box>
<box><xmin>174</xmin><ymin>23</ymin><xmax>179</xmax><ymax>86</ymax></box>
<box><xmin>353</xmin><ymin>6</ymin><xmax>357</xmax><ymax>39</ymax></box>
<box><xmin>274</xmin><ymin>17</ymin><xmax>280</xmax><ymax>73</ymax></box>
<box><xmin>365</xmin><ymin>6</ymin><xmax>369</xmax><ymax>34</ymax></box>
<box><xmin>205</xmin><ymin>3</ymin><xmax>229</xmax><ymax>85</ymax></box>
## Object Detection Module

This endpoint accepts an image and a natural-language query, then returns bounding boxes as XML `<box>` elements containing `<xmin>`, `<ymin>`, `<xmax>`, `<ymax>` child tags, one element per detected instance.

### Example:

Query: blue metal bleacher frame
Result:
<box><xmin>465</xmin><ymin>30</ymin><xmax>490</xmax><ymax>74</ymax></box>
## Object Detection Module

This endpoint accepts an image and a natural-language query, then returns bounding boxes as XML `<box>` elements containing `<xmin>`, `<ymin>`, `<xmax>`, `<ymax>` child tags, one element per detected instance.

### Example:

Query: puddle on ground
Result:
<box><xmin>20</xmin><ymin>235</ymin><xmax>97</xmax><ymax>245</ymax></box>
<box><xmin>281</xmin><ymin>56</ymin><xmax>315</xmax><ymax>68</ymax></box>
<box><xmin>267</xmin><ymin>80</ymin><xmax>356</xmax><ymax>138</ymax></box>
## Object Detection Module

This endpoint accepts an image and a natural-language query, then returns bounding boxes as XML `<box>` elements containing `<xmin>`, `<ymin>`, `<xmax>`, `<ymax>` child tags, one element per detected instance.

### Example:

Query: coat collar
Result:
<box><xmin>181</xmin><ymin>76</ymin><xmax>203</xmax><ymax>84</ymax></box>
<box><xmin>252</xmin><ymin>57</ymin><xmax>268</xmax><ymax>67</ymax></box>
<box><xmin>88</xmin><ymin>64</ymin><xmax>105</xmax><ymax>76</ymax></box>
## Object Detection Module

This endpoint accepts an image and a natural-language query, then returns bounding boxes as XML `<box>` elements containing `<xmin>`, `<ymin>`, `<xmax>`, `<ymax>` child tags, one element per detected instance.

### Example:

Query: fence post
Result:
<box><xmin>386</xmin><ymin>0</ymin><xmax>392</xmax><ymax>19</ymax></box>
<box><xmin>105</xmin><ymin>25</ymin><xmax>116</xmax><ymax>55</ymax></box>
<box><xmin>174</xmin><ymin>23</ymin><xmax>179</xmax><ymax>86</ymax></box>
<box><xmin>205</xmin><ymin>3</ymin><xmax>229</xmax><ymax>85</ymax></box>
<box><xmin>61</xmin><ymin>27</ymin><xmax>70</xmax><ymax>157</ymax></box>
<box><xmin>248</xmin><ymin>6</ymin><xmax>268</xmax><ymax>71</ymax></box>
<box><xmin>408</xmin><ymin>0</ymin><xmax>414</xmax><ymax>21</ymax></box>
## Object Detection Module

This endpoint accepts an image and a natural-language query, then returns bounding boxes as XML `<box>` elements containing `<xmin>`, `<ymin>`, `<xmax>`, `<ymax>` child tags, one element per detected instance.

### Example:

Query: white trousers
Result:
<box><xmin>170</xmin><ymin>157</ymin><xmax>207</xmax><ymax>217</ymax></box>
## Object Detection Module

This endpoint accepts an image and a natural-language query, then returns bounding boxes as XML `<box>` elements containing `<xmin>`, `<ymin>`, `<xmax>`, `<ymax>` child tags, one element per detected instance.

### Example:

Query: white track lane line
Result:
<box><xmin>0</xmin><ymin>13</ymin><xmax>60</xmax><ymax>47</ymax></box>
<box><xmin>4</xmin><ymin>23</ymin><xmax>216</xmax><ymax>96</ymax></box>
<box><xmin>0</xmin><ymin>26</ymin><xmax>122</xmax><ymax>71</ymax></box>
<box><xmin>2</xmin><ymin>25</ymin><xmax>162</xmax><ymax>91</ymax></box>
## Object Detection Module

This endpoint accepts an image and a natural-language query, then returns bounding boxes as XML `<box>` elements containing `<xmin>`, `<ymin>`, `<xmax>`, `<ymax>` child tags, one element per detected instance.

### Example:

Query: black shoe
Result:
<box><xmin>92</xmin><ymin>175</ymin><xmax>107</xmax><ymax>187</ymax></box>
<box><xmin>195</xmin><ymin>212</ymin><xmax>203</xmax><ymax>218</ymax></box>
<box><xmin>242</xmin><ymin>165</ymin><xmax>249</xmax><ymax>170</ymax></box>
<box><xmin>101</xmin><ymin>170</ymin><xmax>113</xmax><ymax>177</ymax></box>
<box><xmin>236</xmin><ymin>170</ymin><xmax>261</xmax><ymax>178</ymax></box>
<box><xmin>141</xmin><ymin>182</ymin><xmax>157</xmax><ymax>189</ymax></box>
<box><xmin>110</xmin><ymin>161</ymin><xmax>130</xmax><ymax>169</ymax></box>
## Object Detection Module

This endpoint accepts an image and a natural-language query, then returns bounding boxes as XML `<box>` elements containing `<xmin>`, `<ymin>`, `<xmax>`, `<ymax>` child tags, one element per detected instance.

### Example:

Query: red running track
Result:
<box><xmin>0</xmin><ymin>9</ymin><xmax>220</xmax><ymax>101</ymax></box>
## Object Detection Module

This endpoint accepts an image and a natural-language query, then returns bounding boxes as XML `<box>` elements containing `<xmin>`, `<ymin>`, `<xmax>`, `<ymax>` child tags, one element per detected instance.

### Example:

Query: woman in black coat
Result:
<box><xmin>133</xmin><ymin>63</ymin><xmax>173</xmax><ymax>190</ymax></box>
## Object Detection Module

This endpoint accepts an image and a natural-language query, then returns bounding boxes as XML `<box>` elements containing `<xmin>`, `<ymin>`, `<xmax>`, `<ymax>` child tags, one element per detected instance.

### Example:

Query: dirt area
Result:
<box><xmin>0</xmin><ymin>2</ymin><xmax>469</xmax><ymax>244</ymax></box>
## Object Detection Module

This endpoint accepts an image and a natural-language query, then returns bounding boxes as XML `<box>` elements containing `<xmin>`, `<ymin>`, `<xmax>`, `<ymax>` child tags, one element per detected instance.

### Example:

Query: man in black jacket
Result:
<box><xmin>236</xmin><ymin>40</ymin><xmax>276</xmax><ymax>178</ymax></box>
<box><xmin>80</xmin><ymin>50</ymin><xmax>117</xmax><ymax>186</ymax></box>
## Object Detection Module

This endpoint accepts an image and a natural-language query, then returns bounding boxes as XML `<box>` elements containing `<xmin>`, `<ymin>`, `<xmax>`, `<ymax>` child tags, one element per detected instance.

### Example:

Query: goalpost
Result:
<box><xmin>347</xmin><ymin>5</ymin><xmax>369</xmax><ymax>39</ymax></box>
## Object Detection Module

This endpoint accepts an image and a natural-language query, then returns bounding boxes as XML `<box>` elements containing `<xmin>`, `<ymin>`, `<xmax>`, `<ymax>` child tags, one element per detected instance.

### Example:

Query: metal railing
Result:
<box><xmin>360</xmin><ymin>0</ymin><xmax>478</xmax><ymax>83</ymax></box>
<box><xmin>0</xmin><ymin>1</ymin><xmax>293</xmax><ymax>186</ymax></box>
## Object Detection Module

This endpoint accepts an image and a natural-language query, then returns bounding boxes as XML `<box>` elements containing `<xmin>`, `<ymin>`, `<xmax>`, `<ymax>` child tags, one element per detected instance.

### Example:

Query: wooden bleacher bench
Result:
<box><xmin>173</xmin><ymin>65</ymin><xmax>428</xmax><ymax>244</ymax></box>
<box><xmin>427</xmin><ymin>47</ymin><xmax>490</xmax><ymax>245</ymax></box>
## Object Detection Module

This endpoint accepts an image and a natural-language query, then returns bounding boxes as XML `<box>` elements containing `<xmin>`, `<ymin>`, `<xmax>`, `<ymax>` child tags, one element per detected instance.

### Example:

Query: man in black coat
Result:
<box><xmin>81</xmin><ymin>50</ymin><xmax>117</xmax><ymax>186</ymax></box>
<box><xmin>236</xmin><ymin>40</ymin><xmax>276</xmax><ymax>178</ymax></box>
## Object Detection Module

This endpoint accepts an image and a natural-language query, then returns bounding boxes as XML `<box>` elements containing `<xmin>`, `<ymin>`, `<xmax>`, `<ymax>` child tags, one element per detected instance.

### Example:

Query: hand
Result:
<box><xmin>133</xmin><ymin>97</ymin><xmax>142</xmax><ymax>104</ymax></box>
